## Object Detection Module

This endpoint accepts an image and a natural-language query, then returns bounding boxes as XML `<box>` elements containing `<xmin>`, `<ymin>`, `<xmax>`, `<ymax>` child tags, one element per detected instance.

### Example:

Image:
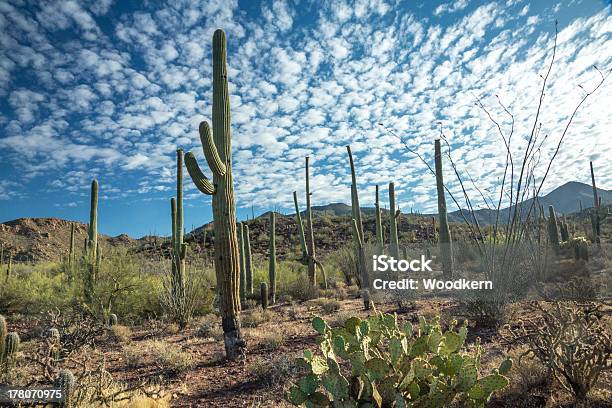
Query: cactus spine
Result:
<box><xmin>375</xmin><ymin>185</ymin><xmax>384</xmax><ymax>253</ymax></box>
<box><xmin>84</xmin><ymin>180</ymin><xmax>98</xmax><ymax>305</ymax></box>
<box><xmin>388</xmin><ymin>182</ymin><xmax>400</xmax><ymax>260</ymax></box>
<box><xmin>260</xmin><ymin>282</ymin><xmax>268</xmax><ymax>310</ymax></box>
<box><xmin>548</xmin><ymin>206</ymin><xmax>560</xmax><ymax>253</ymax></box>
<box><xmin>269</xmin><ymin>212</ymin><xmax>277</xmax><ymax>305</ymax></box>
<box><xmin>184</xmin><ymin>29</ymin><xmax>245</xmax><ymax>360</ymax></box>
<box><xmin>238</xmin><ymin>222</ymin><xmax>246</xmax><ymax>303</ymax></box>
<box><xmin>243</xmin><ymin>224</ymin><xmax>253</xmax><ymax>296</ymax></box>
<box><xmin>171</xmin><ymin>150</ymin><xmax>187</xmax><ymax>316</ymax></box>
<box><xmin>347</xmin><ymin>146</ymin><xmax>369</xmax><ymax>289</ymax></box>
<box><xmin>434</xmin><ymin>139</ymin><xmax>453</xmax><ymax>279</ymax></box>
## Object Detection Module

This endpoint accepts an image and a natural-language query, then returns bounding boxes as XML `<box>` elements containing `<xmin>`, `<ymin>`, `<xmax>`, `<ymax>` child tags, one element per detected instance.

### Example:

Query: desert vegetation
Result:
<box><xmin>0</xmin><ymin>26</ymin><xmax>611</xmax><ymax>408</ymax></box>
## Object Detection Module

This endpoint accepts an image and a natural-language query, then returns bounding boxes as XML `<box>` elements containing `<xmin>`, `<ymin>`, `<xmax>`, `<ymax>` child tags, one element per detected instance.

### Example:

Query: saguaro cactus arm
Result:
<box><xmin>185</xmin><ymin>152</ymin><xmax>216</xmax><ymax>195</ymax></box>
<box><xmin>293</xmin><ymin>191</ymin><xmax>308</xmax><ymax>258</ymax></box>
<box><xmin>199</xmin><ymin>122</ymin><xmax>226</xmax><ymax>177</ymax></box>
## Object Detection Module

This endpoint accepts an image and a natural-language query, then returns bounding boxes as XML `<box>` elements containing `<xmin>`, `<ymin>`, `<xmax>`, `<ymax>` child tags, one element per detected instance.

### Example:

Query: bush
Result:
<box><xmin>504</xmin><ymin>302</ymin><xmax>611</xmax><ymax>404</ymax></box>
<box><xmin>110</xmin><ymin>325</ymin><xmax>132</xmax><ymax>344</ymax></box>
<box><xmin>242</xmin><ymin>309</ymin><xmax>273</xmax><ymax>328</ymax></box>
<box><xmin>312</xmin><ymin>298</ymin><xmax>340</xmax><ymax>315</ymax></box>
<box><xmin>124</xmin><ymin>340</ymin><xmax>194</xmax><ymax>375</ymax></box>
<box><xmin>289</xmin><ymin>313</ymin><xmax>512</xmax><ymax>407</ymax></box>
<box><xmin>249</xmin><ymin>353</ymin><xmax>303</xmax><ymax>386</ymax></box>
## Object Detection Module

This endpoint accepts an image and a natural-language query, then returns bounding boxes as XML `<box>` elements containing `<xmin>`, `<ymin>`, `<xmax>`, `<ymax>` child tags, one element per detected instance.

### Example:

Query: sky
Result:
<box><xmin>0</xmin><ymin>0</ymin><xmax>610</xmax><ymax>238</ymax></box>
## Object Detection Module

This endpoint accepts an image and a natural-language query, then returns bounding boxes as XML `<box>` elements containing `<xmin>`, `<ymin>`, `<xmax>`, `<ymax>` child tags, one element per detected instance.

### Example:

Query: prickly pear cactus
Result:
<box><xmin>289</xmin><ymin>313</ymin><xmax>510</xmax><ymax>407</ymax></box>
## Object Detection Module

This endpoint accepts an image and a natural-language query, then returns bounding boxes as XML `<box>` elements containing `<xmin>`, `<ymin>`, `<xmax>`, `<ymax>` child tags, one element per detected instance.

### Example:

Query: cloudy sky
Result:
<box><xmin>0</xmin><ymin>0</ymin><xmax>610</xmax><ymax>237</ymax></box>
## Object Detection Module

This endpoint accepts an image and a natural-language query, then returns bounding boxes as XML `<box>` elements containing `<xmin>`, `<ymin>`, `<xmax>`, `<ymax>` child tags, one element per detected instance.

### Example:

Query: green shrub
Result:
<box><xmin>289</xmin><ymin>313</ymin><xmax>511</xmax><ymax>407</ymax></box>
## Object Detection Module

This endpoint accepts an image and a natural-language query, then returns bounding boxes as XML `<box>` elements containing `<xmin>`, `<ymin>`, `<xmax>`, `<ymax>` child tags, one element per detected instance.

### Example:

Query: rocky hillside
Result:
<box><xmin>0</xmin><ymin>218</ymin><xmax>136</xmax><ymax>263</ymax></box>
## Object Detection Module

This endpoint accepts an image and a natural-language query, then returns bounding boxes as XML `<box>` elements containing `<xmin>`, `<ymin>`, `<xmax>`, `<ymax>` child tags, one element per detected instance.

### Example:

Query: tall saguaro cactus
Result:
<box><xmin>184</xmin><ymin>29</ymin><xmax>245</xmax><ymax>360</ymax></box>
<box><xmin>375</xmin><ymin>185</ymin><xmax>384</xmax><ymax>253</ymax></box>
<box><xmin>434</xmin><ymin>140</ymin><xmax>453</xmax><ymax>279</ymax></box>
<box><xmin>238</xmin><ymin>222</ymin><xmax>246</xmax><ymax>303</ymax></box>
<box><xmin>548</xmin><ymin>206</ymin><xmax>560</xmax><ymax>253</ymax></box>
<box><xmin>69</xmin><ymin>223</ymin><xmax>75</xmax><ymax>268</ymax></box>
<box><xmin>84</xmin><ymin>180</ymin><xmax>98</xmax><ymax>304</ymax></box>
<box><xmin>293</xmin><ymin>158</ymin><xmax>326</xmax><ymax>291</ymax></box>
<box><xmin>388</xmin><ymin>182</ymin><xmax>400</xmax><ymax>260</ymax></box>
<box><xmin>269</xmin><ymin>211</ymin><xmax>277</xmax><ymax>305</ymax></box>
<box><xmin>590</xmin><ymin>161</ymin><xmax>601</xmax><ymax>245</ymax></box>
<box><xmin>347</xmin><ymin>146</ymin><xmax>369</xmax><ymax>289</ymax></box>
<box><xmin>243</xmin><ymin>224</ymin><xmax>253</xmax><ymax>296</ymax></box>
<box><xmin>171</xmin><ymin>149</ymin><xmax>187</xmax><ymax>320</ymax></box>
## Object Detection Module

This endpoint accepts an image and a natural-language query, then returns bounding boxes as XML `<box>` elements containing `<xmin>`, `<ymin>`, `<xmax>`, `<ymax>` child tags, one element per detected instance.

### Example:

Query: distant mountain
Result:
<box><xmin>446</xmin><ymin>181</ymin><xmax>611</xmax><ymax>224</ymax></box>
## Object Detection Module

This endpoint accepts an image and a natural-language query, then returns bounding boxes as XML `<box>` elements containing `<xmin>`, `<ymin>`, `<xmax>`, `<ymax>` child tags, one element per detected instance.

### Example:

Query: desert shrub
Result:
<box><xmin>460</xmin><ymin>292</ymin><xmax>509</xmax><ymax>329</ymax></box>
<box><xmin>124</xmin><ymin>340</ymin><xmax>194</xmax><ymax>375</ymax></box>
<box><xmin>506</xmin><ymin>346</ymin><xmax>551</xmax><ymax>393</ymax></box>
<box><xmin>312</xmin><ymin>298</ymin><xmax>340</xmax><ymax>314</ymax></box>
<box><xmin>249</xmin><ymin>353</ymin><xmax>303</xmax><ymax>386</ymax></box>
<box><xmin>289</xmin><ymin>313</ymin><xmax>512</xmax><ymax>407</ymax></box>
<box><xmin>504</xmin><ymin>302</ymin><xmax>611</xmax><ymax>404</ymax></box>
<box><xmin>195</xmin><ymin>319</ymin><xmax>223</xmax><ymax>341</ymax></box>
<box><xmin>110</xmin><ymin>325</ymin><xmax>132</xmax><ymax>344</ymax></box>
<box><xmin>0</xmin><ymin>266</ymin><xmax>73</xmax><ymax>314</ymax></box>
<box><xmin>286</xmin><ymin>274</ymin><xmax>318</xmax><ymax>301</ymax></box>
<box><xmin>242</xmin><ymin>309</ymin><xmax>273</xmax><ymax>328</ymax></box>
<box><xmin>260</xmin><ymin>331</ymin><xmax>284</xmax><ymax>350</ymax></box>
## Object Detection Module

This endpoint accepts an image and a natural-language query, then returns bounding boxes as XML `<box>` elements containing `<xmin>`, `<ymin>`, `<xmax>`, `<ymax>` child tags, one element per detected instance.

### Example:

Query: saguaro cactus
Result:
<box><xmin>375</xmin><ymin>185</ymin><xmax>384</xmax><ymax>253</ymax></box>
<box><xmin>3</xmin><ymin>332</ymin><xmax>19</xmax><ymax>361</ymax></box>
<box><xmin>171</xmin><ymin>149</ymin><xmax>187</xmax><ymax>316</ymax></box>
<box><xmin>184</xmin><ymin>29</ymin><xmax>245</xmax><ymax>360</ymax></box>
<box><xmin>293</xmin><ymin>157</ymin><xmax>326</xmax><ymax>291</ymax></box>
<box><xmin>388</xmin><ymin>182</ymin><xmax>400</xmax><ymax>260</ymax></box>
<box><xmin>55</xmin><ymin>370</ymin><xmax>75</xmax><ymax>408</ymax></box>
<box><xmin>590</xmin><ymin>161</ymin><xmax>601</xmax><ymax>245</ymax></box>
<box><xmin>268</xmin><ymin>212</ymin><xmax>277</xmax><ymax>304</ymax></box>
<box><xmin>69</xmin><ymin>223</ymin><xmax>75</xmax><ymax>267</ymax></box>
<box><xmin>238</xmin><ymin>222</ymin><xmax>246</xmax><ymax>303</ymax></box>
<box><xmin>347</xmin><ymin>146</ymin><xmax>369</xmax><ymax>289</ymax></box>
<box><xmin>0</xmin><ymin>315</ymin><xmax>6</xmax><ymax>359</ymax></box>
<box><xmin>243</xmin><ymin>224</ymin><xmax>253</xmax><ymax>296</ymax></box>
<box><xmin>434</xmin><ymin>140</ymin><xmax>453</xmax><ymax>279</ymax></box>
<box><xmin>548</xmin><ymin>206</ymin><xmax>560</xmax><ymax>253</ymax></box>
<box><xmin>84</xmin><ymin>180</ymin><xmax>98</xmax><ymax>305</ymax></box>
<box><xmin>260</xmin><ymin>282</ymin><xmax>268</xmax><ymax>310</ymax></box>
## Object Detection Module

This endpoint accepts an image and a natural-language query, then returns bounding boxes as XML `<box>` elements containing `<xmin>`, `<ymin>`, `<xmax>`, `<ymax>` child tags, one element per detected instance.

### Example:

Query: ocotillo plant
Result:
<box><xmin>1</xmin><ymin>243</ymin><xmax>4</xmax><ymax>266</ymax></box>
<box><xmin>375</xmin><ymin>185</ymin><xmax>384</xmax><ymax>253</ymax></box>
<box><xmin>388</xmin><ymin>182</ymin><xmax>400</xmax><ymax>260</ymax></box>
<box><xmin>292</xmin><ymin>157</ymin><xmax>326</xmax><ymax>290</ymax></box>
<box><xmin>243</xmin><ymin>224</ymin><xmax>253</xmax><ymax>296</ymax></box>
<box><xmin>269</xmin><ymin>211</ymin><xmax>277</xmax><ymax>305</ymax></box>
<box><xmin>84</xmin><ymin>180</ymin><xmax>98</xmax><ymax>305</ymax></box>
<box><xmin>238</xmin><ymin>222</ymin><xmax>246</xmax><ymax>303</ymax></box>
<box><xmin>548</xmin><ymin>206</ymin><xmax>560</xmax><ymax>253</ymax></box>
<box><xmin>171</xmin><ymin>149</ymin><xmax>187</xmax><ymax>312</ymax></box>
<box><xmin>347</xmin><ymin>146</ymin><xmax>369</xmax><ymax>289</ymax></box>
<box><xmin>184</xmin><ymin>29</ymin><xmax>245</xmax><ymax>360</ymax></box>
<box><xmin>434</xmin><ymin>139</ymin><xmax>453</xmax><ymax>279</ymax></box>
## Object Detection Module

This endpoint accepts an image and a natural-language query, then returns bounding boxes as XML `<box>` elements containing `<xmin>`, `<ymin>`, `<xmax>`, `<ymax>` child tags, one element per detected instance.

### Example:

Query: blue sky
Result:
<box><xmin>0</xmin><ymin>0</ymin><xmax>610</xmax><ymax>237</ymax></box>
